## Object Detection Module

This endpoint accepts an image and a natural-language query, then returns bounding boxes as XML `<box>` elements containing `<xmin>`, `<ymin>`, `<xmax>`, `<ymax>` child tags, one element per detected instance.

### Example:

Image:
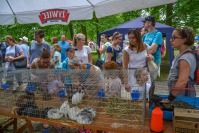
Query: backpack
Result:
<box><xmin>182</xmin><ymin>50</ymin><xmax>199</xmax><ymax>84</ymax></box>
<box><xmin>154</xmin><ymin>31</ymin><xmax>165</xmax><ymax>57</ymax></box>
<box><xmin>160</xmin><ymin>40</ymin><xmax>166</xmax><ymax>57</ymax></box>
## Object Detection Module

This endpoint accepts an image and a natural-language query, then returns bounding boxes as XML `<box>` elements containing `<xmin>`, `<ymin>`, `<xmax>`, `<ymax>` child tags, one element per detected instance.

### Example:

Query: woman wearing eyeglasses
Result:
<box><xmin>162</xmin><ymin>27</ymin><xmax>196</xmax><ymax>103</ymax></box>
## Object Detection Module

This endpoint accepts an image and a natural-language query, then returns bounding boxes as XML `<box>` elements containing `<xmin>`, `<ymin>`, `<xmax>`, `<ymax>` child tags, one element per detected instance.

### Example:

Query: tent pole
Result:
<box><xmin>6</xmin><ymin>0</ymin><xmax>16</xmax><ymax>17</ymax></box>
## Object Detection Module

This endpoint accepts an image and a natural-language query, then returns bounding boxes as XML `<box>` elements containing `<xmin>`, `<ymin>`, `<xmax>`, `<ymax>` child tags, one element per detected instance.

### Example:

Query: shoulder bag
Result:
<box><xmin>13</xmin><ymin>45</ymin><xmax>27</xmax><ymax>68</ymax></box>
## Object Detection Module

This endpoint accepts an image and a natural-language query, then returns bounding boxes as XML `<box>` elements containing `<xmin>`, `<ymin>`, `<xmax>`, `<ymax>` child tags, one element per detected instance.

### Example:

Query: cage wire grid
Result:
<box><xmin>0</xmin><ymin>69</ymin><xmax>153</xmax><ymax>131</ymax></box>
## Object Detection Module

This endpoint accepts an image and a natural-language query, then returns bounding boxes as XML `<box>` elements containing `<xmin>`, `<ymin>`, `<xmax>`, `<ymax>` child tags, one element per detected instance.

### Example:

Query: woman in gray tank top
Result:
<box><xmin>162</xmin><ymin>27</ymin><xmax>196</xmax><ymax>103</ymax></box>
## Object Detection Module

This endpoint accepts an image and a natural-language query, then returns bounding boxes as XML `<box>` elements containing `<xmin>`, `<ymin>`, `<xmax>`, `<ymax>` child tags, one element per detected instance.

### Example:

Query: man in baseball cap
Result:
<box><xmin>19</xmin><ymin>36</ymin><xmax>29</xmax><ymax>43</ymax></box>
<box><xmin>142</xmin><ymin>16</ymin><xmax>156</xmax><ymax>23</ymax></box>
<box><xmin>68</xmin><ymin>56</ymin><xmax>82</xmax><ymax>66</ymax></box>
<box><xmin>19</xmin><ymin>36</ymin><xmax>29</xmax><ymax>58</ymax></box>
<box><xmin>66</xmin><ymin>46</ymin><xmax>77</xmax><ymax>52</ymax></box>
<box><xmin>142</xmin><ymin>16</ymin><xmax>163</xmax><ymax>80</ymax></box>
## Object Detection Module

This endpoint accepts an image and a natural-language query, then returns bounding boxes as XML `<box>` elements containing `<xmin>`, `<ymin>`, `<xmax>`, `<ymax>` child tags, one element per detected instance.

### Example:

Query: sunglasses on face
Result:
<box><xmin>41</xmin><ymin>61</ymin><xmax>49</xmax><ymax>64</ymax></box>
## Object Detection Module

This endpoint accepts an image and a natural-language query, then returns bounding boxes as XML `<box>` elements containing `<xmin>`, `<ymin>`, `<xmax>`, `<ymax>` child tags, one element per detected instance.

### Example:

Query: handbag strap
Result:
<box><xmin>15</xmin><ymin>45</ymin><xmax>17</xmax><ymax>57</ymax></box>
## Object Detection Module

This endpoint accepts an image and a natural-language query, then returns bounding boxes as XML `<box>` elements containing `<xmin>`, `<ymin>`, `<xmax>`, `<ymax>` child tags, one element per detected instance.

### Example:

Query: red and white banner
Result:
<box><xmin>39</xmin><ymin>9</ymin><xmax>70</xmax><ymax>25</ymax></box>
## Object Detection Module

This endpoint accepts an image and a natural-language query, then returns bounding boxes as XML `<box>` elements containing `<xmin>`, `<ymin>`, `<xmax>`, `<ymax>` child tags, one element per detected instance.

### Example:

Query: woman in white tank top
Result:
<box><xmin>123</xmin><ymin>29</ymin><xmax>153</xmax><ymax>95</ymax></box>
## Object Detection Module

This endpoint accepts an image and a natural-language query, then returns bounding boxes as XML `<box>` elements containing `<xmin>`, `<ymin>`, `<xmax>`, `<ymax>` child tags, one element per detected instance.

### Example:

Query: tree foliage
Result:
<box><xmin>0</xmin><ymin>0</ymin><xmax>198</xmax><ymax>44</ymax></box>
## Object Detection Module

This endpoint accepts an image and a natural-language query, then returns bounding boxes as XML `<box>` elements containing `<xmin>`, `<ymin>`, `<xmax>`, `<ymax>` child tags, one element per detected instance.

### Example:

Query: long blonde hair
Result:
<box><xmin>72</xmin><ymin>33</ymin><xmax>85</xmax><ymax>47</ymax></box>
<box><xmin>53</xmin><ymin>43</ymin><xmax>61</xmax><ymax>53</ymax></box>
<box><xmin>5</xmin><ymin>35</ymin><xmax>17</xmax><ymax>44</ymax></box>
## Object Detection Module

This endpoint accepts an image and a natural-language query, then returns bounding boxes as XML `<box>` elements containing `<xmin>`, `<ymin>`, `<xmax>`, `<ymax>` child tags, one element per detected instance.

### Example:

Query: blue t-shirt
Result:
<box><xmin>106</xmin><ymin>46</ymin><xmax>123</xmax><ymax>67</ymax></box>
<box><xmin>62</xmin><ymin>58</ymin><xmax>71</xmax><ymax>84</ymax></box>
<box><xmin>29</xmin><ymin>41</ymin><xmax>51</xmax><ymax>64</ymax></box>
<box><xmin>20</xmin><ymin>44</ymin><xmax>29</xmax><ymax>57</ymax></box>
<box><xmin>58</xmin><ymin>41</ymin><xmax>70</xmax><ymax>62</ymax></box>
<box><xmin>143</xmin><ymin>29</ymin><xmax>162</xmax><ymax>64</ymax></box>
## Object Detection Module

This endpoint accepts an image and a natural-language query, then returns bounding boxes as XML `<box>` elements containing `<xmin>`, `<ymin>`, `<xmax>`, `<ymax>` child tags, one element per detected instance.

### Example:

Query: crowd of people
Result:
<box><xmin>0</xmin><ymin>15</ymin><xmax>197</xmax><ymax>104</ymax></box>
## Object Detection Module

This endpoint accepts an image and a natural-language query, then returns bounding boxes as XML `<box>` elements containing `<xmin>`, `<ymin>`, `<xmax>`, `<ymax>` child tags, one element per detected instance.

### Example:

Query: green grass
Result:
<box><xmin>91</xmin><ymin>51</ymin><xmax>98</xmax><ymax>64</ymax></box>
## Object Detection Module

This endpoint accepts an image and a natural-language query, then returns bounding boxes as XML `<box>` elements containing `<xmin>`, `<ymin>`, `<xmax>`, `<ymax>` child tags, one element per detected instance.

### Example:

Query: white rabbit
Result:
<box><xmin>72</xmin><ymin>90</ymin><xmax>84</xmax><ymax>105</ymax></box>
<box><xmin>59</xmin><ymin>100</ymin><xmax>70</xmax><ymax>117</ymax></box>
<box><xmin>47</xmin><ymin>108</ymin><xmax>63</xmax><ymax>119</ymax></box>
<box><xmin>68</xmin><ymin>106</ymin><xmax>80</xmax><ymax>120</ymax></box>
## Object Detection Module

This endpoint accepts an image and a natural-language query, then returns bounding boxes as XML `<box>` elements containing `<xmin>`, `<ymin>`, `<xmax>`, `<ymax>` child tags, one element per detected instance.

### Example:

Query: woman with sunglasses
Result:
<box><xmin>31</xmin><ymin>48</ymin><xmax>54</xmax><ymax>69</ymax></box>
<box><xmin>123</xmin><ymin>29</ymin><xmax>153</xmax><ymax>93</ymax></box>
<box><xmin>161</xmin><ymin>27</ymin><xmax>196</xmax><ymax>103</ymax></box>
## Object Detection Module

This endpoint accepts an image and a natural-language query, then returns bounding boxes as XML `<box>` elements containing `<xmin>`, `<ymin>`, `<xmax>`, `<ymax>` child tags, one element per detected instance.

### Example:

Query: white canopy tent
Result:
<box><xmin>0</xmin><ymin>0</ymin><xmax>177</xmax><ymax>26</ymax></box>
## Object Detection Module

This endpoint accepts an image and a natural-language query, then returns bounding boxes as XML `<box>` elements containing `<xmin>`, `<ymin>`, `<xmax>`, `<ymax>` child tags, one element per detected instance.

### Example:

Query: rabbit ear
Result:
<box><xmin>81</xmin><ymin>90</ymin><xmax>85</xmax><ymax>94</ymax></box>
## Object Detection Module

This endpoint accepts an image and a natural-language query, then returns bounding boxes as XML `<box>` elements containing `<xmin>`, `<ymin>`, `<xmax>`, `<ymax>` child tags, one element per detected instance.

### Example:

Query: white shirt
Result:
<box><xmin>75</xmin><ymin>46</ymin><xmax>92</xmax><ymax>64</ymax></box>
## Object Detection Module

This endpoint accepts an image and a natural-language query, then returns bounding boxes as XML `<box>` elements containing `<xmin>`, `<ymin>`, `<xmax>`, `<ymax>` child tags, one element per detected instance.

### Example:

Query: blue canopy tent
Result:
<box><xmin>195</xmin><ymin>36</ymin><xmax>199</xmax><ymax>40</ymax></box>
<box><xmin>98</xmin><ymin>17</ymin><xmax>175</xmax><ymax>65</ymax></box>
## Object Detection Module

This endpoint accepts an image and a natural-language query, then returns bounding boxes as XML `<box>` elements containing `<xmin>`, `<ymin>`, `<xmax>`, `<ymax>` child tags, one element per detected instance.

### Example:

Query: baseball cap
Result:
<box><xmin>66</xmin><ymin>46</ymin><xmax>77</xmax><ymax>52</ymax></box>
<box><xmin>142</xmin><ymin>16</ymin><xmax>156</xmax><ymax>23</ymax></box>
<box><xmin>19</xmin><ymin>36</ymin><xmax>29</xmax><ymax>42</ymax></box>
<box><xmin>68</xmin><ymin>57</ymin><xmax>82</xmax><ymax>66</ymax></box>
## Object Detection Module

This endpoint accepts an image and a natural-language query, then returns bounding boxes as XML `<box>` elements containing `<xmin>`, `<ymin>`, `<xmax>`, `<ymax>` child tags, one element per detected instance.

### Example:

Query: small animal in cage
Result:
<box><xmin>60</xmin><ymin>100</ymin><xmax>70</xmax><ymax>117</ymax></box>
<box><xmin>47</xmin><ymin>108</ymin><xmax>63</xmax><ymax>119</ymax></box>
<box><xmin>16</xmin><ymin>91</ymin><xmax>42</xmax><ymax>117</ymax></box>
<box><xmin>68</xmin><ymin>106</ymin><xmax>80</xmax><ymax>120</ymax></box>
<box><xmin>76</xmin><ymin>107</ymin><xmax>96</xmax><ymax>124</ymax></box>
<box><xmin>16</xmin><ymin>91</ymin><xmax>35</xmax><ymax>108</ymax></box>
<box><xmin>103</xmin><ymin>61</ymin><xmax>122</xmax><ymax>97</ymax></box>
<box><xmin>134</xmin><ymin>68</ymin><xmax>151</xmax><ymax>100</ymax></box>
<box><xmin>72</xmin><ymin>90</ymin><xmax>85</xmax><ymax>105</ymax></box>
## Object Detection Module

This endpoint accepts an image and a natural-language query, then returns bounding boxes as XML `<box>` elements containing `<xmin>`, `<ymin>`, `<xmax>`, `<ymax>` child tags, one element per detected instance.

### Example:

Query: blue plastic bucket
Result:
<box><xmin>2</xmin><ymin>83</ymin><xmax>9</xmax><ymax>90</ymax></box>
<box><xmin>97</xmin><ymin>89</ymin><xmax>105</xmax><ymax>98</ymax></box>
<box><xmin>131</xmin><ymin>90</ymin><xmax>140</xmax><ymax>100</ymax></box>
<box><xmin>58</xmin><ymin>89</ymin><xmax>65</xmax><ymax>98</ymax></box>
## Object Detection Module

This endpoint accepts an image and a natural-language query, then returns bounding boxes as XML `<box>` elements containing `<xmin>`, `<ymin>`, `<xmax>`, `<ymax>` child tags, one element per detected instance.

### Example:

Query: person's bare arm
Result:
<box><xmin>172</xmin><ymin>59</ymin><xmax>190</xmax><ymax>96</ymax></box>
<box><xmin>148</xmin><ymin>43</ymin><xmax>158</xmax><ymax>54</ymax></box>
<box><xmin>50</xmin><ymin>63</ymin><xmax>55</xmax><ymax>69</ymax></box>
<box><xmin>30</xmin><ymin>61</ymin><xmax>36</xmax><ymax>69</ymax></box>
<box><xmin>8</xmin><ymin>51</ymin><xmax>25</xmax><ymax>62</ymax></box>
<box><xmin>106</xmin><ymin>53</ymin><xmax>112</xmax><ymax>62</ymax></box>
<box><xmin>99</xmin><ymin>45</ymin><xmax>107</xmax><ymax>54</ymax></box>
<box><xmin>54</xmin><ymin>56</ymin><xmax>59</xmax><ymax>64</ymax></box>
<box><xmin>122</xmin><ymin>50</ymin><xmax>130</xmax><ymax>92</ymax></box>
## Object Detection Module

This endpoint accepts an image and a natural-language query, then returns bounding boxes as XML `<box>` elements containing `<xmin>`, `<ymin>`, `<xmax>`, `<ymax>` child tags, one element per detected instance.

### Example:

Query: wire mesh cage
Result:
<box><xmin>0</xmin><ymin>69</ymin><xmax>148</xmax><ymax>132</ymax></box>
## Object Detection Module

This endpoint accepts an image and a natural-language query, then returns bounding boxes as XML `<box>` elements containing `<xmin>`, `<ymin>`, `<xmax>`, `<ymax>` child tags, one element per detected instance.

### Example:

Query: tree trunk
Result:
<box><xmin>69</xmin><ymin>22</ymin><xmax>74</xmax><ymax>40</ymax></box>
<box><xmin>165</xmin><ymin>3</ymin><xmax>173</xmax><ymax>59</ymax></box>
<box><xmin>81</xmin><ymin>21</ymin><xmax>87</xmax><ymax>45</ymax></box>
